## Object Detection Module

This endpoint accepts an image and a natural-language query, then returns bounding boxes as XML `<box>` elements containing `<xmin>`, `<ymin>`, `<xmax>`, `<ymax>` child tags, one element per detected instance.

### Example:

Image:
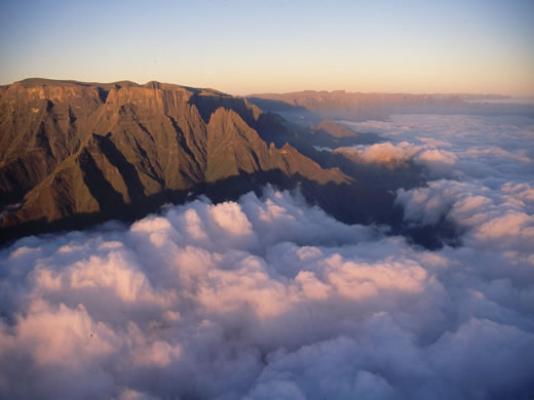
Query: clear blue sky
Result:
<box><xmin>1</xmin><ymin>0</ymin><xmax>533</xmax><ymax>95</ymax></box>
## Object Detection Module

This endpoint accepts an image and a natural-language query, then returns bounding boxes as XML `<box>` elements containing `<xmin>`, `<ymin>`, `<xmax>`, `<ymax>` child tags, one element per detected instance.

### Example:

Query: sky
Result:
<box><xmin>1</xmin><ymin>0</ymin><xmax>533</xmax><ymax>95</ymax></box>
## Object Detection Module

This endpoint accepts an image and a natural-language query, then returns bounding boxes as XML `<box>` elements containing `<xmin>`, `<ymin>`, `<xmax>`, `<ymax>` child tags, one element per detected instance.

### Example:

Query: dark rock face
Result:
<box><xmin>0</xmin><ymin>79</ymin><xmax>347</xmax><ymax>239</ymax></box>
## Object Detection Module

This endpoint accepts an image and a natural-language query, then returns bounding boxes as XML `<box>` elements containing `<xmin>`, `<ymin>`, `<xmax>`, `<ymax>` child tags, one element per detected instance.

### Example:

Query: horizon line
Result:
<box><xmin>3</xmin><ymin>76</ymin><xmax>532</xmax><ymax>99</ymax></box>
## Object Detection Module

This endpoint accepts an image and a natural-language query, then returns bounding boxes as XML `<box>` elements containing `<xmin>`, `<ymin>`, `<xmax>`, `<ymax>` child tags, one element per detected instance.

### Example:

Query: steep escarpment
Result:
<box><xmin>0</xmin><ymin>79</ymin><xmax>347</xmax><ymax>236</ymax></box>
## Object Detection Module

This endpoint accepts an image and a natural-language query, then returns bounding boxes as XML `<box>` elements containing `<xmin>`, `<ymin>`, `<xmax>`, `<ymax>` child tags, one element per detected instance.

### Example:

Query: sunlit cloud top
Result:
<box><xmin>1</xmin><ymin>0</ymin><xmax>533</xmax><ymax>95</ymax></box>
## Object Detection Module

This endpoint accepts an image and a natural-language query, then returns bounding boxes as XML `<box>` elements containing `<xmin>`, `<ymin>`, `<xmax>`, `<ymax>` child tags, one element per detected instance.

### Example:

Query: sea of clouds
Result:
<box><xmin>0</xmin><ymin>114</ymin><xmax>533</xmax><ymax>399</ymax></box>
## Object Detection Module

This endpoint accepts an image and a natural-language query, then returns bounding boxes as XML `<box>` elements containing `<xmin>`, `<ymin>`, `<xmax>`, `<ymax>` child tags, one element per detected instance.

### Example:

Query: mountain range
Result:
<box><xmin>2</xmin><ymin>79</ymin><xmax>463</xmax><ymax>247</ymax></box>
<box><xmin>0</xmin><ymin>79</ymin><xmax>349</xmax><ymax>241</ymax></box>
<box><xmin>248</xmin><ymin>90</ymin><xmax>528</xmax><ymax>122</ymax></box>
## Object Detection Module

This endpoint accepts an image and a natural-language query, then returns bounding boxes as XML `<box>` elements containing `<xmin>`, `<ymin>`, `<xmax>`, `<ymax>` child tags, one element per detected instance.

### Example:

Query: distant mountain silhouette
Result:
<box><xmin>248</xmin><ymin>90</ymin><xmax>533</xmax><ymax>121</ymax></box>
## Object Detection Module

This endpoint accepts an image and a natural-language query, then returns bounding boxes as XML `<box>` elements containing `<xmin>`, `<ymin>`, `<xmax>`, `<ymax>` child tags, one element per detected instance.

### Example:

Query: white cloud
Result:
<box><xmin>396</xmin><ymin>179</ymin><xmax>534</xmax><ymax>251</ymax></box>
<box><xmin>335</xmin><ymin>141</ymin><xmax>458</xmax><ymax>174</ymax></box>
<box><xmin>340</xmin><ymin>114</ymin><xmax>533</xmax><ymax>182</ymax></box>
<box><xmin>0</xmin><ymin>185</ymin><xmax>533</xmax><ymax>399</ymax></box>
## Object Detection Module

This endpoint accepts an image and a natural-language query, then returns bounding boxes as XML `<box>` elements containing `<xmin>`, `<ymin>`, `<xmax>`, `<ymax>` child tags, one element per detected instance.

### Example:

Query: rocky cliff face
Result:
<box><xmin>0</xmin><ymin>79</ymin><xmax>346</xmax><ymax>236</ymax></box>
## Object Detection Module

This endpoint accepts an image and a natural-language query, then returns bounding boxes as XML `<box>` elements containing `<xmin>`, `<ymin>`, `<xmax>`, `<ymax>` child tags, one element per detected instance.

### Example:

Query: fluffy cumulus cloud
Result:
<box><xmin>335</xmin><ymin>141</ymin><xmax>457</xmax><ymax>172</ymax></box>
<box><xmin>1</xmin><ymin>114</ymin><xmax>534</xmax><ymax>399</ymax></box>
<box><xmin>397</xmin><ymin>180</ymin><xmax>534</xmax><ymax>249</ymax></box>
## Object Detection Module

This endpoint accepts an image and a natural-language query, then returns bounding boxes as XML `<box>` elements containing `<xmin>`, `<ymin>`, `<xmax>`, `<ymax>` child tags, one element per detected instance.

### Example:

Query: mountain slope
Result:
<box><xmin>0</xmin><ymin>79</ymin><xmax>346</xmax><ymax>236</ymax></box>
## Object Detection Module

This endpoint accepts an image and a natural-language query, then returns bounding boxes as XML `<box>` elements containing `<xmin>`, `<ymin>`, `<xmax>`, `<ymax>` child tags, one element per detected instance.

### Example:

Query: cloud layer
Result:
<box><xmin>1</xmin><ymin>113</ymin><xmax>533</xmax><ymax>399</ymax></box>
<box><xmin>340</xmin><ymin>114</ymin><xmax>533</xmax><ymax>181</ymax></box>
